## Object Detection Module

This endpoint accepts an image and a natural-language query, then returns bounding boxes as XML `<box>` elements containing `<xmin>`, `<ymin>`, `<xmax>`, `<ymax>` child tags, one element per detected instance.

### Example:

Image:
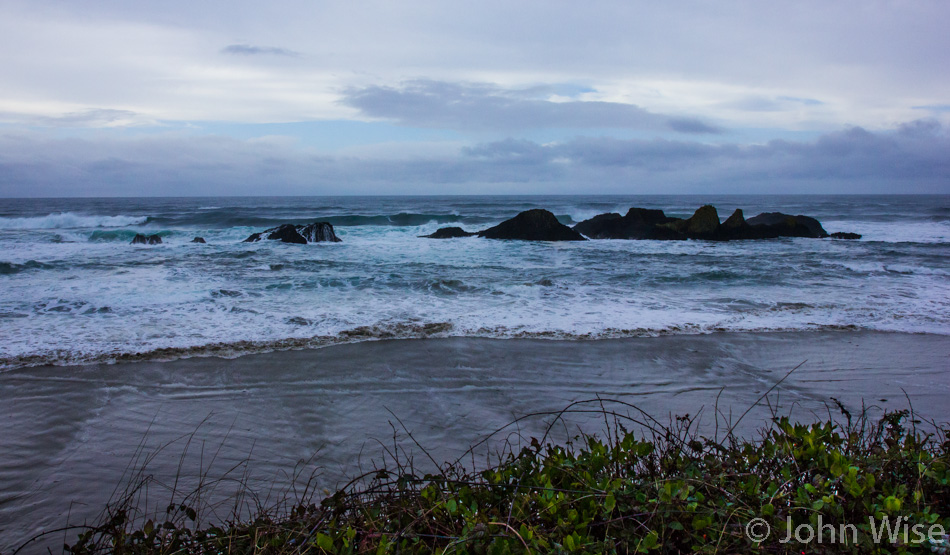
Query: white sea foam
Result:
<box><xmin>0</xmin><ymin>212</ymin><xmax>148</xmax><ymax>230</ymax></box>
<box><xmin>1</xmin><ymin>196</ymin><xmax>948</xmax><ymax>369</ymax></box>
<box><xmin>822</xmin><ymin>219</ymin><xmax>950</xmax><ymax>243</ymax></box>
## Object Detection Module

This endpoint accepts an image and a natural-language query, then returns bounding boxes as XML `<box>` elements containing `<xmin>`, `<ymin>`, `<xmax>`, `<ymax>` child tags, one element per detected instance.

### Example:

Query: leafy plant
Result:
<box><xmin>30</xmin><ymin>401</ymin><xmax>950</xmax><ymax>554</ymax></box>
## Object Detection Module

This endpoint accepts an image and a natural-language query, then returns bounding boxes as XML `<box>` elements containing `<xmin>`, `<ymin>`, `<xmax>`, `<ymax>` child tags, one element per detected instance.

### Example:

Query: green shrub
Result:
<box><xmin>52</xmin><ymin>405</ymin><xmax>950</xmax><ymax>554</ymax></box>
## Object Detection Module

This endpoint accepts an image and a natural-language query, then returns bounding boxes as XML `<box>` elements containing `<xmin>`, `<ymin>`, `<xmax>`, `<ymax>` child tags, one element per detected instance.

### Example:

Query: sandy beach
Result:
<box><xmin>1</xmin><ymin>330</ymin><xmax>948</xmax><ymax>551</ymax></box>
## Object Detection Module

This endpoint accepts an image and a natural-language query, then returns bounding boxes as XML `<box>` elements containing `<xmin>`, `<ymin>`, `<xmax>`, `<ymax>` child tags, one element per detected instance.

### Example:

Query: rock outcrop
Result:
<box><xmin>131</xmin><ymin>234</ymin><xmax>162</xmax><ymax>245</ymax></box>
<box><xmin>830</xmin><ymin>232</ymin><xmax>862</xmax><ymax>240</ymax></box>
<box><xmin>573</xmin><ymin>208</ymin><xmax>678</xmax><ymax>239</ymax></box>
<box><xmin>244</xmin><ymin>222</ymin><xmax>342</xmax><ymax>244</ymax></box>
<box><xmin>573</xmin><ymin>206</ymin><xmax>832</xmax><ymax>241</ymax></box>
<box><xmin>298</xmin><ymin>222</ymin><xmax>341</xmax><ymax>243</ymax></box>
<box><xmin>477</xmin><ymin>209</ymin><xmax>587</xmax><ymax>241</ymax></box>
<box><xmin>191</xmin><ymin>237</ymin><xmax>207</xmax><ymax>244</ymax></box>
<box><xmin>422</xmin><ymin>227</ymin><xmax>476</xmax><ymax>239</ymax></box>
<box><xmin>721</xmin><ymin>208</ymin><xmax>747</xmax><ymax>231</ymax></box>
<box><xmin>745</xmin><ymin>212</ymin><xmax>828</xmax><ymax>238</ymax></box>
<box><xmin>660</xmin><ymin>205</ymin><xmax>721</xmax><ymax>238</ymax></box>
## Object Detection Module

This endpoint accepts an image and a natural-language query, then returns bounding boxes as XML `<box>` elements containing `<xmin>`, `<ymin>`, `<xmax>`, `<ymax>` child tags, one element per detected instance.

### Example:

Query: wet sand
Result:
<box><xmin>1</xmin><ymin>331</ymin><xmax>948</xmax><ymax>551</ymax></box>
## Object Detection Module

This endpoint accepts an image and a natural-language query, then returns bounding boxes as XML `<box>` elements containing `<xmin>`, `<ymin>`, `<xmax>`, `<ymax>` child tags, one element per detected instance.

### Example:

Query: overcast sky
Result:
<box><xmin>1</xmin><ymin>0</ymin><xmax>948</xmax><ymax>196</ymax></box>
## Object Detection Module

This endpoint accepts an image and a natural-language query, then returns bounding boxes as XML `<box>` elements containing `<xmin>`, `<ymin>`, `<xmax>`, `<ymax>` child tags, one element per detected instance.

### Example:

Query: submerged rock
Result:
<box><xmin>477</xmin><ymin>209</ymin><xmax>587</xmax><ymax>241</ymax></box>
<box><xmin>131</xmin><ymin>234</ymin><xmax>162</xmax><ymax>245</ymax></box>
<box><xmin>422</xmin><ymin>227</ymin><xmax>476</xmax><ymax>239</ymax></box>
<box><xmin>830</xmin><ymin>232</ymin><xmax>862</xmax><ymax>240</ymax></box>
<box><xmin>244</xmin><ymin>222</ymin><xmax>341</xmax><ymax>244</ymax></box>
<box><xmin>191</xmin><ymin>237</ymin><xmax>207</xmax><ymax>244</ymax></box>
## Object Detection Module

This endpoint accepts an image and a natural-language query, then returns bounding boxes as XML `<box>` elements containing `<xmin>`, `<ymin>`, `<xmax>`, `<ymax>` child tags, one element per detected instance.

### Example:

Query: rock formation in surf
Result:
<box><xmin>244</xmin><ymin>222</ymin><xmax>342</xmax><ymax>244</ymax></box>
<box><xmin>572</xmin><ymin>205</ymin><xmax>844</xmax><ymax>241</ymax></box>
<box><xmin>830</xmin><ymin>232</ymin><xmax>862</xmax><ymax>240</ymax></box>
<box><xmin>131</xmin><ymin>234</ymin><xmax>162</xmax><ymax>245</ymax></box>
<box><xmin>477</xmin><ymin>209</ymin><xmax>587</xmax><ymax>241</ymax></box>
<box><xmin>422</xmin><ymin>227</ymin><xmax>476</xmax><ymax>239</ymax></box>
<box><xmin>744</xmin><ymin>212</ymin><xmax>828</xmax><ymax>238</ymax></box>
<box><xmin>191</xmin><ymin>237</ymin><xmax>207</xmax><ymax>244</ymax></box>
<box><xmin>659</xmin><ymin>205</ymin><xmax>723</xmax><ymax>239</ymax></box>
<box><xmin>573</xmin><ymin>207</ymin><xmax>679</xmax><ymax>239</ymax></box>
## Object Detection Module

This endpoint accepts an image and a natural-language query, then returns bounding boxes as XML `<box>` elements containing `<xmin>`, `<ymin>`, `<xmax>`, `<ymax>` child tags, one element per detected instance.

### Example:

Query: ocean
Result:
<box><xmin>1</xmin><ymin>195</ymin><xmax>948</xmax><ymax>369</ymax></box>
<box><xmin>2</xmin><ymin>194</ymin><xmax>950</xmax><ymax>551</ymax></box>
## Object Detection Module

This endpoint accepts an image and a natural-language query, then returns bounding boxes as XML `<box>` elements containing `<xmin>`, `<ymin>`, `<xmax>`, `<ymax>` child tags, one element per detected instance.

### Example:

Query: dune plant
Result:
<box><xmin>18</xmin><ymin>399</ymin><xmax>948</xmax><ymax>555</ymax></box>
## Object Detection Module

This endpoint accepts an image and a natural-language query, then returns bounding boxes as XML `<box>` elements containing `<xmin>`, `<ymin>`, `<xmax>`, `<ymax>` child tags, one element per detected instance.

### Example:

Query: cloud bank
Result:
<box><xmin>1</xmin><ymin>1</ymin><xmax>949</xmax><ymax>133</ymax></box>
<box><xmin>343</xmin><ymin>81</ymin><xmax>721</xmax><ymax>134</ymax></box>
<box><xmin>1</xmin><ymin>121</ymin><xmax>946</xmax><ymax>196</ymax></box>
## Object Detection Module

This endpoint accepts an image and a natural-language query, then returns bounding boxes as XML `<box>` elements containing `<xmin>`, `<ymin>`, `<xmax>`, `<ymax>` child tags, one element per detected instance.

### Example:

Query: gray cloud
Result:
<box><xmin>913</xmin><ymin>104</ymin><xmax>950</xmax><ymax>113</ymax></box>
<box><xmin>1</xmin><ymin>120</ymin><xmax>946</xmax><ymax>197</ymax></box>
<box><xmin>221</xmin><ymin>44</ymin><xmax>299</xmax><ymax>57</ymax></box>
<box><xmin>464</xmin><ymin>121</ymin><xmax>950</xmax><ymax>182</ymax></box>
<box><xmin>343</xmin><ymin>80</ymin><xmax>721</xmax><ymax>134</ymax></box>
<box><xmin>2</xmin><ymin>1</ymin><xmax>949</xmax><ymax>132</ymax></box>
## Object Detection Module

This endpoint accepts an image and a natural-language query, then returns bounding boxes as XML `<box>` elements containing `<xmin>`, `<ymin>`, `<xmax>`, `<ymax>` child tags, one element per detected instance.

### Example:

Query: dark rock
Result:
<box><xmin>131</xmin><ymin>234</ymin><xmax>162</xmax><ymax>245</ymax></box>
<box><xmin>722</xmin><ymin>208</ymin><xmax>746</xmax><ymax>230</ymax></box>
<box><xmin>572</xmin><ymin>212</ymin><xmax>622</xmax><ymax>238</ymax></box>
<box><xmin>659</xmin><ymin>205</ymin><xmax>722</xmax><ymax>239</ymax></box>
<box><xmin>265</xmin><ymin>224</ymin><xmax>308</xmax><ymax>244</ymax></box>
<box><xmin>478</xmin><ymin>209</ymin><xmax>586</xmax><ymax>241</ymax></box>
<box><xmin>830</xmin><ymin>232</ymin><xmax>862</xmax><ymax>240</ymax></box>
<box><xmin>574</xmin><ymin>207</ymin><xmax>678</xmax><ymax>239</ymax></box>
<box><xmin>746</xmin><ymin>212</ymin><xmax>829</xmax><ymax>238</ymax></box>
<box><xmin>422</xmin><ymin>227</ymin><xmax>476</xmax><ymax>239</ymax></box>
<box><xmin>718</xmin><ymin>208</ymin><xmax>753</xmax><ymax>239</ymax></box>
<box><xmin>681</xmin><ymin>205</ymin><xmax>721</xmax><ymax>236</ymax></box>
<box><xmin>298</xmin><ymin>222</ymin><xmax>342</xmax><ymax>243</ymax></box>
<box><xmin>191</xmin><ymin>237</ymin><xmax>206</xmax><ymax>244</ymax></box>
<box><xmin>571</xmin><ymin>204</ymin><xmax>839</xmax><ymax>242</ymax></box>
<box><xmin>575</xmin><ymin>205</ymin><xmax>831</xmax><ymax>241</ymax></box>
<box><xmin>623</xmin><ymin>207</ymin><xmax>674</xmax><ymax>227</ymax></box>
<box><xmin>243</xmin><ymin>222</ymin><xmax>341</xmax><ymax>244</ymax></box>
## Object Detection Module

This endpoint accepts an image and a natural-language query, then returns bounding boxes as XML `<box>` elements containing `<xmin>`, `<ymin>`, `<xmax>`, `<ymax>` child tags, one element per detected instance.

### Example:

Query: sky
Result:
<box><xmin>0</xmin><ymin>0</ymin><xmax>948</xmax><ymax>196</ymax></box>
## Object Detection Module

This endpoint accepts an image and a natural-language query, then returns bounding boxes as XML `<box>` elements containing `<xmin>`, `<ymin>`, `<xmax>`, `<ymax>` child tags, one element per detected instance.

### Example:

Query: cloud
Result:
<box><xmin>0</xmin><ymin>120</ymin><xmax>946</xmax><ymax>197</ymax></box>
<box><xmin>913</xmin><ymin>104</ymin><xmax>950</xmax><ymax>113</ymax></box>
<box><xmin>721</xmin><ymin>96</ymin><xmax>827</xmax><ymax>113</ymax></box>
<box><xmin>778</xmin><ymin>96</ymin><xmax>824</xmax><ymax>107</ymax></box>
<box><xmin>1</xmin><ymin>2</ymin><xmax>949</xmax><ymax>131</ymax></box>
<box><xmin>221</xmin><ymin>44</ymin><xmax>300</xmax><ymax>57</ymax></box>
<box><xmin>463</xmin><ymin>121</ymin><xmax>950</xmax><ymax>182</ymax></box>
<box><xmin>342</xmin><ymin>80</ymin><xmax>722</xmax><ymax>134</ymax></box>
<box><xmin>0</xmin><ymin>109</ymin><xmax>154</xmax><ymax>128</ymax></box>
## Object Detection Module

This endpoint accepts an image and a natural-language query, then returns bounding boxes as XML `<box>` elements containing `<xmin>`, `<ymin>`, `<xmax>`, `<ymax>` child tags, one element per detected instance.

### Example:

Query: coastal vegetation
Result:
<box><xmin>48</xmin><ymin>401</ymin><xmax>949</xmax><ymax>554</ymax></box>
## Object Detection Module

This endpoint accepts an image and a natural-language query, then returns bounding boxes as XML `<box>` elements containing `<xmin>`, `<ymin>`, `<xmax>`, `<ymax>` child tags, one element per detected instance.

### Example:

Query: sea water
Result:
<box><xmin>1</xmin><ymin>194</ymin><xmax>948</xmax><ymax>369</ymax></box>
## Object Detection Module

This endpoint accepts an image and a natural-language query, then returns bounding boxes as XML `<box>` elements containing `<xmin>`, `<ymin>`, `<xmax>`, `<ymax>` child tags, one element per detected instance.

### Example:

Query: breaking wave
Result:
<box><xmin>0</xmin><ymin>212</ymin><xmax>149</xmax><ymax>230</ymax></box>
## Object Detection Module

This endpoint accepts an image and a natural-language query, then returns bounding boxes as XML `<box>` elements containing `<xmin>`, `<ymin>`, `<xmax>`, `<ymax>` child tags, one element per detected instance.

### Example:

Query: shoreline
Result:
<box><xmin>0</xmin><ymin>323</ymin><xmax>931</xmax><ymax>372</ymax></box>
<box><xmin>1</xmin><ymin>330</ymin><xmax>948</xmax><ymax>550</ymax></box>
